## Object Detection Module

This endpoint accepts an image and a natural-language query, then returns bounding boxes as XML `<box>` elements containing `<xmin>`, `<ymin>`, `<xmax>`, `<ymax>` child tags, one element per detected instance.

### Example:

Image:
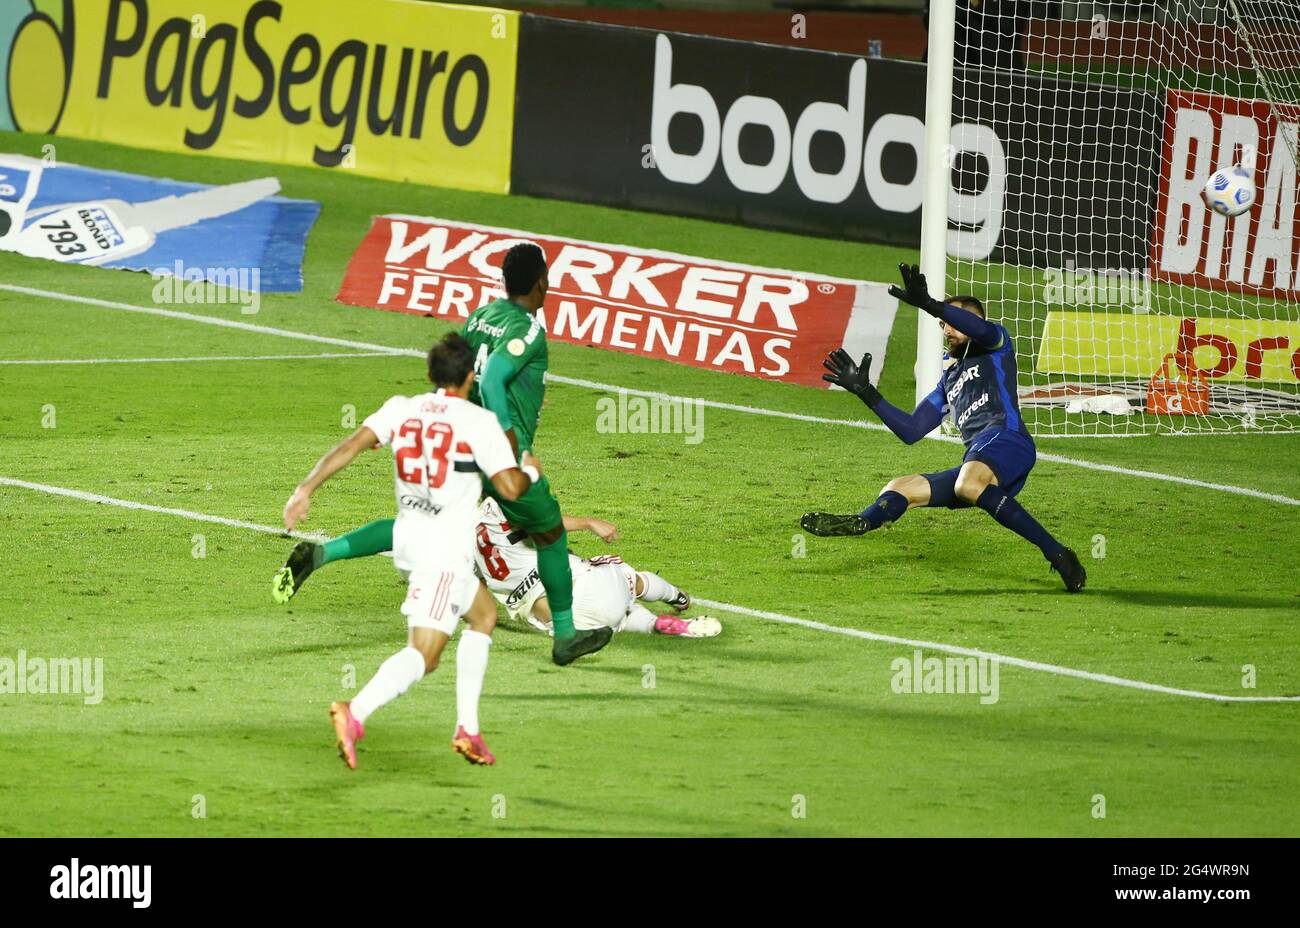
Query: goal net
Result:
<box><xmin>933</xmin><ymin>0</ymin><xmax>1300</xmax><ymax>435</ymax></box>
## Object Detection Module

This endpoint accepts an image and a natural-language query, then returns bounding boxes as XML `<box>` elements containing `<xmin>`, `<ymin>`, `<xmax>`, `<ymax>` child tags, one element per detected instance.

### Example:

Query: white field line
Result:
<box><xmin>556</xmin><ymin>375</ymin><xmax>1300</xmax><ymax>507</ymax></box>
<box><xmin>0</xmin><ymin>352</ymin><xmax>393</xmax><ymax>366</ymax></box>
<box><xmin>0</xmin><ymin>284</ymin><xmax>410</xmax><ymax>355</ymax></box>
<box><xmin>0</xmin><ymin>476</ymin><xmax>326</xmax><ymax>543</ymax></box>
<box><xmin>3</xmin><ymin>283</ymin><xmax>1298</xmax><ymax>508</ymax></box>
<box><xmin>2</xmin><ymin>474</ymin><xmax>1294</xmax><ymax>704</ymax></box>
<box><xmin>691</xmin><ymin>598</ymin><xmax>1299</xmax><ymax>703</ymax></box>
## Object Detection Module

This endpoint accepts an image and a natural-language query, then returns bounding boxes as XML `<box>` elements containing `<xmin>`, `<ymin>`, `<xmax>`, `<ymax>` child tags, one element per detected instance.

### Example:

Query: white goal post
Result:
<box><xmin>919</xmin><ymin>0</ymin><xmax>1300</xmax><ymax>435</ymax></box>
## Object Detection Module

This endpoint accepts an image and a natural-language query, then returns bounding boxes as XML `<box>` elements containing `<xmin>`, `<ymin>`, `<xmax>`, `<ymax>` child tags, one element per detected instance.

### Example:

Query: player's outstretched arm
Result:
<box><xmin>479</xmin><ymin>351</ymin><xmax>522</xmax><ymax>456</ymax></box>
<box><xmin>563</xmin><ymin>514</ymin><xmax>619</xmax><ymax>543</ymax></box>
<box><xmin>283</xmin><ymin>426</ymin><xmax>379</xmax><ymax>529</ymax></box>
<box><xmin>888</xmin><ymin>263</ymin><xmax>1001</xmax><ymax>349</ymax></box>
<box><xmin>871</xmin><ymin>394</ymin><xmax>944</xmax><ymax>445</ymax></box>
<box><xmin>822</xmin><ymin>348</ymin><xmax>943</xmax><ymax>445</ymax></box>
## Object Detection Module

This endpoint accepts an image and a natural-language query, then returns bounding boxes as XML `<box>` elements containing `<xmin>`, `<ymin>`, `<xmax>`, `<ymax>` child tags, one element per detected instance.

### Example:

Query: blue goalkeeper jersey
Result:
<box><xmin>921</xmin><ymin>322</ymin><xmax>1030</xmax><ymax>446</ymax></box>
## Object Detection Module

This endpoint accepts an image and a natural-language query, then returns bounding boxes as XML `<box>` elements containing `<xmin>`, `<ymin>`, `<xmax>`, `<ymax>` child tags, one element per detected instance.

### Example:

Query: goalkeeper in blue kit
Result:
<box><xmin>802</xmin><ymin>264</ymin><xmax>1086</xmax><ymax>592</ymax></box>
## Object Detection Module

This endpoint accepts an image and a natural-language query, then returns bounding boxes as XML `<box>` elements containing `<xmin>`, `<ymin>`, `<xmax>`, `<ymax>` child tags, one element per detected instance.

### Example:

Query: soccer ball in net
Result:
<box><xmin>1202</xmin><ymin>165</ymin><xmax>1256</xmax><ymax>217</ymax></box>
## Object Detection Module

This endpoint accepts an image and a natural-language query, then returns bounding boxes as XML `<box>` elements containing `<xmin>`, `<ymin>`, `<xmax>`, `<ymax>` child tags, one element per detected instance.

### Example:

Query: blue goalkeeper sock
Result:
<box><xmin>859</xmin><ymin>490</ymin><xmax>909</xmax><ymax>529</ymax></box>
<box><xmin>975</xmin><ymin>486</ymin><xmax>1065</xmax><ymax>559</ymax></box>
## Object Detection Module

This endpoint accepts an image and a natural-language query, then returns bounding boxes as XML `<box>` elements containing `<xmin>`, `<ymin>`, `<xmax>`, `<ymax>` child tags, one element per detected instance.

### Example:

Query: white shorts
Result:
<box><xmin>400</xmin><ymin>568</ymin><xmax>478</xmax><ymax>635</ymax></box>
<box><xmin>571</xmin><ymin>558</ymin><xmax>637</xmax><ymax>631</ymax></box>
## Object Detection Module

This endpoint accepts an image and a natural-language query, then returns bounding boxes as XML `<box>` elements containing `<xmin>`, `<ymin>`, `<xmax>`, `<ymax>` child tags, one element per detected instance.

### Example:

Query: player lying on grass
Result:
<box><xmin>282</xmin><ymin>333</ymin><xmax>540</xmax><ymax>769</ymax></box>
<box><xmin>475</xmin><ymin>498</ymin><xmax>722</xmax><ymax>638</ymax></box>
<box><xmin>272</xmin><ymin>243</ymin><xmax>611</xmax><ymax>666</ymax></box>
<box><xmin>802</xmin><ymin>264</ymin><xmax>1086</xmax><ymax>592</ymax></box>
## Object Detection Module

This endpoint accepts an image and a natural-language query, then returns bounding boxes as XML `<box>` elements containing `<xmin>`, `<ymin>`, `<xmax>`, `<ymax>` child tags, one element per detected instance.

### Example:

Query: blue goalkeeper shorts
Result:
<box><xmin>921</xmin><ymin>428</ymin><xmax>1036</xmax><ymax>507</ymax></box>
<box><xmin>963</xmin><ymin>427</ymin><xmax>1036</xmax><ymax>497</ymax></box>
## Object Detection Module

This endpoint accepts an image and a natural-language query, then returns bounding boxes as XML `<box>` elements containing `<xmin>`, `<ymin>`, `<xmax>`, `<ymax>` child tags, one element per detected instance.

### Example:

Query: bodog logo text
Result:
<box><xmin>2</xmin><ymin>1</ymin><xmax>76</xmax><ymax>133</ymax></box>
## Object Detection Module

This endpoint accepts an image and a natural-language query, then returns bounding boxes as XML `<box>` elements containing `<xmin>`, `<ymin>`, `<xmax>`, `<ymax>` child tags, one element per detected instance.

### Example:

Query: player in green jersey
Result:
<box><xmin>271</xmin><ymin>244</ymin><xmax>613</xmax><ymax>666</ymax></box>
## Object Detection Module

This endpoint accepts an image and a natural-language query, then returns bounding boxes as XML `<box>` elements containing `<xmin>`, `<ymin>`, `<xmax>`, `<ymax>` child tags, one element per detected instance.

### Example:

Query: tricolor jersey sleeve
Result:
<box><xmin>361</xmin><ymin>395</ymin><xmax>411</xmax><ymax>447</ymax></box>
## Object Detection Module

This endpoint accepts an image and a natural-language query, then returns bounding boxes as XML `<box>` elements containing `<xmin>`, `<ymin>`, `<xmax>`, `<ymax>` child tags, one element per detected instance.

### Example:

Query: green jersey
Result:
<box><xmin>463</xmin><ymin>298</ymin><xmax>548</xmax><ymax>452</ymax></box>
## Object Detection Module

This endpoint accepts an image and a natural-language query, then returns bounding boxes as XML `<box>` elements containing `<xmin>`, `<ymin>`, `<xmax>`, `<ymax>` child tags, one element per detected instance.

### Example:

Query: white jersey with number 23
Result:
<box><xmin>363</xmin><ymin>389</ymin><xmax>517</xmax><ymax>575</ymax></box>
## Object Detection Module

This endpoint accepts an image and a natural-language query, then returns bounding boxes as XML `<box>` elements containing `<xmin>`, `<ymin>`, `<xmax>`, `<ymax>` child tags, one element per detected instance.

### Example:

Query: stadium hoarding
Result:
<box><xmin>1152</xmin><ymin>89</ymin><xmax>1300</xmax><ymax>301</ymax></box>
<box><xmin>951</xmin><ymin>69</ymin><xmax>1162</xmax><ymax>271</ymax></box>
<box><xmin>1037</xmin><ymin>311</ymin><xmax>1300</xmax><ymax>383</ymax></box>
<box><xmin>510</xmin><ymin>14</ymin><xmax>1163</xmax><ymax>265</ymax></box>
<box><xmin>0</xmin><ymin>152</ymin><xmax>319</xmax><ymax>292</ymax></box>
<box><xmin>2</xmin><ymin>0</ymin><xmax>517</xmax><ymax>193</ymax></box>
<box><xmin>336</xmin><ymin>214</ymin><xmax>900</xmax><ymax>388</ymax></box>
<box><xmin>512</xmin><ymin>16</ymin><xmax>925</xmax><ymax>245</ymax></box>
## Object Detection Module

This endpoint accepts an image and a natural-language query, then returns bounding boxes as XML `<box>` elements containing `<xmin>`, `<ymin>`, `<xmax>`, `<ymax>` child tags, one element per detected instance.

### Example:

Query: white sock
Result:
<box><xmin>636</xmin><ymin>570</ymin><xmax>680</xmax><ymax>604</ymax></box>
<box><xmin>618</xmin><ymin>604</ymin><xmax>658</xmax><ymax>635</ymax></box>
<box><xmin>455</xmin><ymin>630</ymin><xmax>493</xmax><ymax>736</ymax></box>
<box><xmin>351</xmin><ymin>646</ymin><xmax>426</xmax><ymax>724</ymax></box>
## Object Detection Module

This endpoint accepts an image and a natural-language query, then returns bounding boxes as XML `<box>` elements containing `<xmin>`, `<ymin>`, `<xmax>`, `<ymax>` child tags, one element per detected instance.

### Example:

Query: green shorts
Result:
<box><xmin>488</xmin><ymin>474</ymin><xmax>563</xmax><ymax>534</ymax></box>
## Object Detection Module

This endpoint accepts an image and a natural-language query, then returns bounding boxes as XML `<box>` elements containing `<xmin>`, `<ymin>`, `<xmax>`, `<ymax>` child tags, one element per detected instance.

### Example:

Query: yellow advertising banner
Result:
<box><xmin>1038</xmin><ymin>311</ymin><xmax>1300</xmax><ymax>383</ymax></box>
<box><xmin>3</xmin><ymin>0</ymin><xmax>517</xmax><ymax>192</ymax></box>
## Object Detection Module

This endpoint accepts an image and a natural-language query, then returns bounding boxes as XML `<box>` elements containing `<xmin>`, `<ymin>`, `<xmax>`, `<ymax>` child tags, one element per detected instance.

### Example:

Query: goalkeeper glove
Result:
<box><xmin>822</xmin><ymin>348</ymin><xmax>882</xmax><ymax>408</ymax></box>
<box><xmin>887</xmin><ymin>263</ymin><xmax>945</xmax><ymax>317</ymax></box>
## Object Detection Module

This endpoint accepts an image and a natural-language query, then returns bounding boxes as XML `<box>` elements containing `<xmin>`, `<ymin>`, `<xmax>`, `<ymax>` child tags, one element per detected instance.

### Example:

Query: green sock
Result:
<box><xmin>321</xmin><ymin>519</ymin><xmax>394</xmax><ymax>565</ymax></box>
<box><xmin>535</xmin><ymin>531</ymin><xmax>576</xmax><ymax>639</ymax></box>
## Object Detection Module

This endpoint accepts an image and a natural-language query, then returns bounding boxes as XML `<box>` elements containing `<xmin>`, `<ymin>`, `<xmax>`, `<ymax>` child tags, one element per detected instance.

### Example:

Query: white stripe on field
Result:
<box><xmin>551</xmin><ymin>375</ymin><xmax>1300</xmax><ymax>507</ymax></box>
<box><xmin>0</xmin><ymin>284</ymin><xmax>410</xmax><ymax>355</ymax></box>
<box><xmin>2</xmin><ymin>474</ymin><xmax>1295</xmax><ymax>704</ymax></box>
<box><xmin>0</xmin><ymin>476</ymin><xmax>326</xmax><ymax>543</ymax></box>
<box><xmin>691</xmin><ymin>598</ymin><xmax>1299</xmax><ymax>703</ymax></box>
<box><xmin>3</xmin><ymin>283</ymin><xmax>1297</xmax><ymax>507</ymax></box>
<box><xmin>0</xmin><ymin>352</ymin><xmax>393</xmax><ymax>366</ymax></box>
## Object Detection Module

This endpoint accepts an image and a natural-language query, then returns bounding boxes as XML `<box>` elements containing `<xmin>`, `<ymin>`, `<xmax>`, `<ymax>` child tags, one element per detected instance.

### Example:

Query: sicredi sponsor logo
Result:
<box><xmin>1153</xmin><ymin>89</ymin><xmax>1300</xmax><ymax>298</ymax></box>
<box><xmin>336</xmin><ymin>215</ymin><xmax>899</xmax><ymax>387</ymax></box>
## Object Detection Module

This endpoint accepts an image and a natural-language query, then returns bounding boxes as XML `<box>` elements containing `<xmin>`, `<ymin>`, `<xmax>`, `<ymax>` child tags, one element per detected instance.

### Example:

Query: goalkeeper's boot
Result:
<box><xmin>800</xmin><ymin>512</ymin><xmax>870</xmax><ymax>537</ymax></box>
<box><xmin>1048</xmin><ymin>548</ymin><xmax>1087</xmax><ymax>593</ymax></box>
<box><xmin>329</xmin><ymin>701</ymin><xmax>364</xmax><ymax>770</ymax></box>
<box><xmin>451</xmin><ymin>726</ymin><xmax>496</xmax><ymax>766</ymax></box>
<box><xmin>551</xmin><ymin>627</ymin><xmax>614</xmax><ymax>666</ymax></box>
<box><xmin>272</xmin><ymin>541</ymin><xmax>323</xmax><ymax>604</ymax></box>
<box><xmin>666</xmin><ymin>588</ymin><xmax>691</xmax><ymax>612</ymax></box>
<box><xmin>655</xmin><ymin>615</ymin><xmax>722</xmax><ymax>638</ymax></box>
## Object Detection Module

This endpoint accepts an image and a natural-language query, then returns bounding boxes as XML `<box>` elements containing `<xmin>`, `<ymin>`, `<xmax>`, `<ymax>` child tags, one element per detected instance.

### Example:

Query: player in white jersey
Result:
<box><xmin>474</xmin><ymin>497</ymin><xmax>722</xmax><ymax>638</ymax></box>
<box><xmin>281</xmin><ymin>333</ymin><xmax>540</xmax><ymax>769</ymax></box>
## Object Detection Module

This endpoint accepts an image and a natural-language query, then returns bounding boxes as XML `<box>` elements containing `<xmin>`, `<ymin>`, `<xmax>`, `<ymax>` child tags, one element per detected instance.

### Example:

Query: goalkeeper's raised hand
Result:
<box><xmin>887</xmin><ymin>263</ymin><xmax>944</xmax><ymax>317</ymax></box>
<box><xmin>822</xmin><ymin>348</ymin><xmax>882</xmax><ymax>408</ymax></box>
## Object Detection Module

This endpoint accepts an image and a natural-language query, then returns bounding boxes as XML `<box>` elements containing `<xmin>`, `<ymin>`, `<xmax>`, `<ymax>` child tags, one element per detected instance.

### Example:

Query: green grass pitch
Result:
<box><xmin>1</xmin><ymin>130</ymin><xmax>1297</xmax><ymax>837</ymax></box>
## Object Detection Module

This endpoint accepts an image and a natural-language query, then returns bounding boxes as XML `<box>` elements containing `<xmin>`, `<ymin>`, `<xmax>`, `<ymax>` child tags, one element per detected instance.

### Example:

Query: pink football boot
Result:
<box><xmin>329</xmin><ymin>701</ymin><xmax>365</xmax><ymax>770</ymax></box>
<box><xmin>452</xmin><ymin>726</ymin><xmax>497</xmax><ymax>766</ymax></box>
<box><xmin>654</xmin><ymin>615</ymin><xmax>722</xmax><ymax>638</ymax></box>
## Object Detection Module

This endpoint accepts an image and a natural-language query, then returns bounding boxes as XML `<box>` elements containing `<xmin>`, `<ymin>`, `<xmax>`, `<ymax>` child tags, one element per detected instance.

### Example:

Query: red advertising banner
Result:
<box><xmin>336</xmin><ymin>215</ymin><xmax>899</xmax><ymax>387</ymax></box>
<box><xmin>1151</xmin><ymin>89</ymin><xmax>1300</xmax><ymax>299</ymax></box>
